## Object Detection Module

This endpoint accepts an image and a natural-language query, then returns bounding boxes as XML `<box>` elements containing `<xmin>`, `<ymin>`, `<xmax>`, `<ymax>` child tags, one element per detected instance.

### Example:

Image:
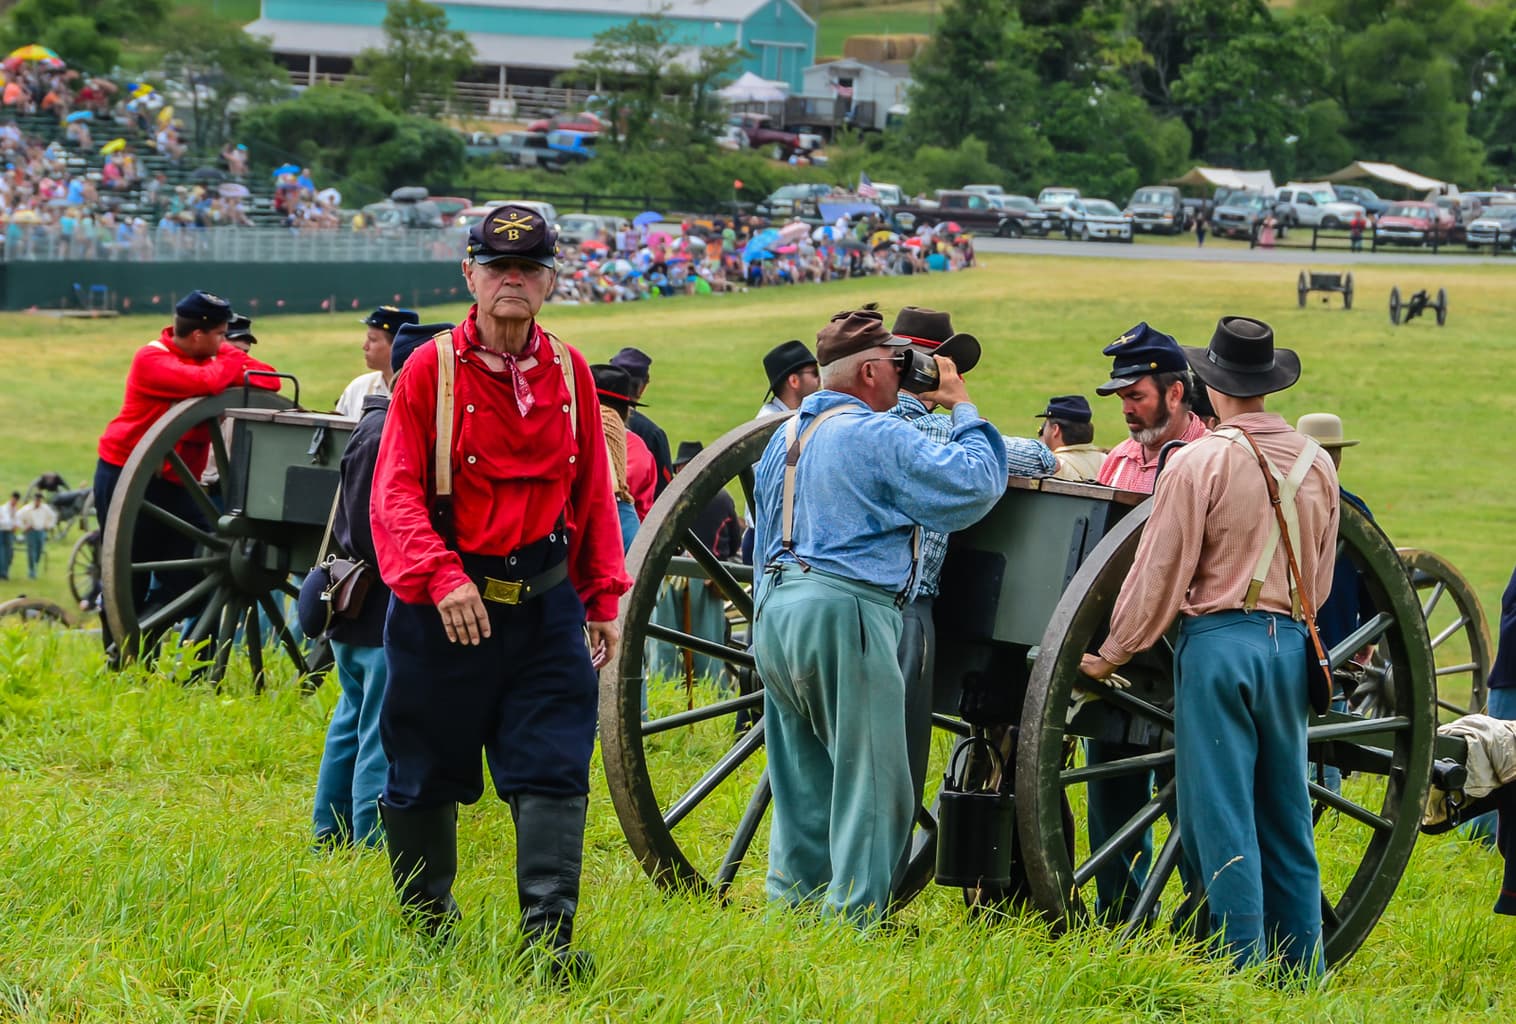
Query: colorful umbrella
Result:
<box><xmin>64</xmin><ymin>110</ymin><xmax>93</xmax><ymax>123</ymax></box>
<box><xmin>100</xmin><ymin>138</ymin><xmax>126</xmax><ymax>155</ymax></box>
<box><xmin>645</xmin><ymin>230</ymin><xmax>671</xmax><ymax>247</ymax></box>
<box><xmin>632</xmin><ymin>211</ymin><xmax>661</xmax><ymax>229</ymax></box>
<box><xmin>273</xmin><ymin>163</ymin><xmax>300</xmax><ymax>178</ymax></box>
<box><xmin>779</xmin><ymin>221</ymin><xmax>810</xmax><ymax>243</ymax></box>
<box><xmin>8</xmin><ymin>45</ymin><xmax>60</xmax><ymax>63</ymax></box>
<box><xmin>580</xmin><ymin>239</ymin><xmax>608</xmax><ymax>252</ymax></box>
<box><xmin>218</xmin><ymin>182</ymin><xmax>250</xmax><ymax>198</ymax></box>
<box><xmin>775</xmin><ymin>244</ymin><xmax>798</xmax><ymax>254</ymax></box>
<box><xmin>131</xmin><ymin>83</ymin><xmax>155</xmax><ymax>99</ymax></box>
<box><xmin>157</xmin><ymin>106</ymin><xmax>174</xmax><ymax>127</ymax></box>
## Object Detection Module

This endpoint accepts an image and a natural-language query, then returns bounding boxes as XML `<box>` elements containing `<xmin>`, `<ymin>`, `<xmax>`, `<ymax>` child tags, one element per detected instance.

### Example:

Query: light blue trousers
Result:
<box><xmin>648</xmin><ymin>578</ymin><xmax>732</xmax><ymax>685</ymax></box>
<box><xmin>754</xmin><ymin>567</ymin><xmax>912</xmax><ymax>926</ymax></box>
<box><xmin>1176</xmin><ymin>611</ymin><xmax>1323</xmax><ymax>976</ymax></box>
<box><xmin>24</xmin><ymin>529</ymin><xmax>44</xmax><ymax>578</ymax></box>
<box><xmin>312</xmin><ymin>640</ymin><xmax>390</xmax><ymax>847</ymax></box>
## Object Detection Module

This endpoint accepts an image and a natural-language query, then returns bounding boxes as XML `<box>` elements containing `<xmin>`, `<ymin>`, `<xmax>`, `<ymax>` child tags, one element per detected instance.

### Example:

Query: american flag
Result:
<box><xmin>858</xmin><ymin>171</ymin><xmax>878</xmax><ymax>199</ymax></box>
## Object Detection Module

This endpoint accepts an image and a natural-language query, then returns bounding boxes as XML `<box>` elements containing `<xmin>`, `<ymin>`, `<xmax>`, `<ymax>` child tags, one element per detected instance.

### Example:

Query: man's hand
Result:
<box><xmin>920</xmin><ymin>355</ymin><xmax>970</xmax><ymax>410</ymax></box>
<box><xmin>586</xmin><ymin>620</ymin><xmax>619</xmax><ymax>671</ymax></box>
<box><xmin>437</xmin><ymin>582</ymin><xmax>490</xmax><ymax>645</ymax></box>
<box><xmin>1080</xmin><ymin>653</ymin><xmax>1118</xmax><ymax>681</ymax></box>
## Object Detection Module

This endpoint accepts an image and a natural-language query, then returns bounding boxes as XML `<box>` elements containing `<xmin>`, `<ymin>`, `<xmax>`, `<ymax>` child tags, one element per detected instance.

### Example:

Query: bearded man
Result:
<box><xmin>1095</xmin><ymin>322</ymin><xmax>1207</xmax><ymax>493</ymax></box>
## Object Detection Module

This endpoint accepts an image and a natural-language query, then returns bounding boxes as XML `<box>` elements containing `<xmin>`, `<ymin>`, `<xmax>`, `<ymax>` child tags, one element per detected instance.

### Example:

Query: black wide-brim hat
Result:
<box><xmin>763</xmin><ymin>339</ymin><xmax>817</xmax><ymax>395</ymax></box>
<box><xmin>889</xmin><ymin>305</ymin><xmax>981</xmax><ymax>374</ymax></box>
<box><xmin>1183</xmin><ymin>316</ymin><xmax>1300</xmax><ymax>398</ymax></box>
<box><xmin>591</xmin><ymin>363</ymin><xmax>644</xmax><ymax>407</ymax></box>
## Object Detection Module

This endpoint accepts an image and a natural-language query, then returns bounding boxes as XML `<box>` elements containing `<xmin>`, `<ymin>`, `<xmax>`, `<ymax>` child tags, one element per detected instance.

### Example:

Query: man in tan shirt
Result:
<box><xmin>1033</xmin><ymin>394</ymin><xmax>1105</xmax><ymax>482</ymax></box>
<box><xmin>1081</xmin><ymin>316</ymin><xmax>1338</xmax><ymax>978</ymax></box>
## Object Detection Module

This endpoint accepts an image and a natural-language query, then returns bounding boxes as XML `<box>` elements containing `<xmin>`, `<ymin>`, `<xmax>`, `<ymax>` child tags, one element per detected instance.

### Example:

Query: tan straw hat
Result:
<box><xmin>1296</xmin><ymin>412</ymin><xmax>1359</xmax><ymax>448</ymax></box>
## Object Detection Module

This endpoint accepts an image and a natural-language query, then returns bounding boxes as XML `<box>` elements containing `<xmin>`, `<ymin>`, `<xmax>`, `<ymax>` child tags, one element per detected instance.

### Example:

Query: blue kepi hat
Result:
<box><xmin>1096</xmin><ymin>321</ymin><xmax>1188</xmax><ymax>396</ymax></box>
<box><xmin>175</xmin><ymin>290</ymin><xmax>233</xmax><ymax>326</ymax></box>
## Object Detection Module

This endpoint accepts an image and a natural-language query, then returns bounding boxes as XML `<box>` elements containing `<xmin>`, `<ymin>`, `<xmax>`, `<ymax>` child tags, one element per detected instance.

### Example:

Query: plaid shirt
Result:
<box><xmin>890</xmin><ymin>394</ymin><xmax>1055</xmax><ymax>596</ymax></box>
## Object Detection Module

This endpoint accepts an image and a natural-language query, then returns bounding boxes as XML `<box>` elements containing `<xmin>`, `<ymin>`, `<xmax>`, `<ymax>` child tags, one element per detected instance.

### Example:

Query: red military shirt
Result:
<box><xmin>370</xmin><ymin>311</ymin><xmax>631</xmax><ymax>622</ymax></box>
<box><xmin>97</xmin><ymin>328</ymin><xmax>279</xmax><ymax>480</ymax></box>
<box><xmin>627</xmin><ymin>430</ymin><xmax>656</xmax><ymax>520</ymax></box>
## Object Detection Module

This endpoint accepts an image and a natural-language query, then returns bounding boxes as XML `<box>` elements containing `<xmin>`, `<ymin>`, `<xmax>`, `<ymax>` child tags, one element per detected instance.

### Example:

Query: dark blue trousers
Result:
<box><xmin>93</xmin><ymin>458</ymin><xmax>204</xmax><ymax>613</ymax></box>
<box><xmin>380</xmin><ymin>550</ymin><xmax>597</xmax><ymax>811</ymax></box>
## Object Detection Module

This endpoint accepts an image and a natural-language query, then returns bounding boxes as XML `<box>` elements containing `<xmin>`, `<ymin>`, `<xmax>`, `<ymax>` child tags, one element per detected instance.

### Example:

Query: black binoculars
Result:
<box><xmin>893</xmin><ymin>347</ymin><xmax>941</xmax><ymax>394</ymax></box>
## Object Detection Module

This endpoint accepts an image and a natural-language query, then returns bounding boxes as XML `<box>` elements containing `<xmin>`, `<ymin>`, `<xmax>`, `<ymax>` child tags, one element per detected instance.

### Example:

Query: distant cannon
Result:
<box><xmin>1297</xmin><ymin>269</ymin><xmax>1354</xmax><ymax>309</ymax></box>
<box><xmin>1389</xmin><ymin>286</ymin><xmax>1448</xmax><ymax>326</ymax></box>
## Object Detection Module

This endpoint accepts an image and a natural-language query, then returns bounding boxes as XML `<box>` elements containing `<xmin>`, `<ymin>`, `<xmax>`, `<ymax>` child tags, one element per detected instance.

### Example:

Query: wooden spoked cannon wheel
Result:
<box><xmin>100</xmin><ymin>391</ymin><xmax>332</xmax><ymax>688</ymax></box>
<box><xmin>1017</xmin><ymin>502</ymin><xmax>1436</xmax><ymax>967</ymax></box>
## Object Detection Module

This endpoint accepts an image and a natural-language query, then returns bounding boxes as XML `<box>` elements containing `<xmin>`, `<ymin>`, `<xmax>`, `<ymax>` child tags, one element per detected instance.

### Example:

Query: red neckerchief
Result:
<box><xmin>461</xmin><ymin>310</ymin><xmax>540</xmax><ymax>418</ymax></box>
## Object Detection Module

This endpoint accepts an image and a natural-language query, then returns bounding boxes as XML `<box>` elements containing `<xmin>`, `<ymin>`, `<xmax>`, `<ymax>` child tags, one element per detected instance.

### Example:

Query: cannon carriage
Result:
<box><xmin>99</xmin><ymin>379</ymin><xmax>350</xmax><ymax>688</ymax></box>
<box><xmin>600</xmin><ymin>413</ymin><xmax>1480</xmax><ymax>967</ymax></box>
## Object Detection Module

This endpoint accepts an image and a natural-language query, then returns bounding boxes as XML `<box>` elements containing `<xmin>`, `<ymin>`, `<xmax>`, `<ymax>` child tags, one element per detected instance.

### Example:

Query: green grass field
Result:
<box><xmin>1</xmin><ymin>253</ymin><xmax>1515</xmax><ymax>1020</ymax></box>
<box><xmin>815</xmin><ymin>1</ymin><xmax>937</xmax><ymax>57</ymax></box>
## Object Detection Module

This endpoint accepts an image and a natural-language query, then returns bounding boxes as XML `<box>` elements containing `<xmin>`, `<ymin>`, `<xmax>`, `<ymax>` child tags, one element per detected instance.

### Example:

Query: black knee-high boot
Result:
<box><xmin>378</xmin><ymin>800</ymin><xmax>460</xmax><ymax>937</ymax></box>
<box><xmin>511</xmin><ymin>792</ymin><xmax>593</xmax><ymax>982</ymax></box>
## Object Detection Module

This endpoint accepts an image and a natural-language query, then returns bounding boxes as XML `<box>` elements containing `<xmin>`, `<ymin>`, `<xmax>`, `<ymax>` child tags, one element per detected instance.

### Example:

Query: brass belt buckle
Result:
<box><xmin>483</xmin><ymin>577</ymin><xmax>523</xmax><ymax>605</ymax></box>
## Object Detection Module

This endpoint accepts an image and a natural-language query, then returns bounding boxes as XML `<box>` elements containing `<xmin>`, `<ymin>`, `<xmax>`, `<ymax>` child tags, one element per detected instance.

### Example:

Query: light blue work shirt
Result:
<box><xmin>753</xmin><ymin>389</ymin><xmax>1008</xmax><ymax>599</ymax></box>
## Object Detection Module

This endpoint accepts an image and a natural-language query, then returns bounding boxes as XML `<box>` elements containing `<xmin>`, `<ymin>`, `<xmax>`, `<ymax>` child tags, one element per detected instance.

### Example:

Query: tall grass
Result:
<box><xmin>0</xmin><ymin>625</ymin><xmax>1513</xmax><ymax>1021</ymax></box>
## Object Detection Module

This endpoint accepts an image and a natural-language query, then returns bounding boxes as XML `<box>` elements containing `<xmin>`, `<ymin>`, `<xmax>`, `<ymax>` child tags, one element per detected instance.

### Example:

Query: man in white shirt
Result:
<box><xmin>755</xmin><ymin>339</ymin><xmax>819</xmax><ymax>419</ymax></box>
<box><xmin>334</xmin><ymin>306</ymin><xmax>419</xmax><ymax>417</ymax></box>
<box><xmin>0</xmin><ymin>491</ymin><xmax>18</xmax><ymax>580</ymax></box>
<box><xmin>16</xmin><ymin>495</ymin><xmax>57</xmax><ymax>579</ymax></box>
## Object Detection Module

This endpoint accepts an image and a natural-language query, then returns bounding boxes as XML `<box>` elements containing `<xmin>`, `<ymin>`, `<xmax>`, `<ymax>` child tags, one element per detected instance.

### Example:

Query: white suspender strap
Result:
<box><xmin>780</xmin><ymin>406</ymin><xmax>855</xmax><ymax>556</ymax></box>
<box><xmin>432</xmin><ymin>332</ymin><xmax>455</xmax><ymax>498</ymax></box>
<box><xmin>545</xmin><ymin>331</ymin><xmax>577</xmax><ymax>440</ymax></box>
<box><xmin>1217</xmin><ymin>428</ymin><xmax>1321</xmax><ymax>615</ymax></box>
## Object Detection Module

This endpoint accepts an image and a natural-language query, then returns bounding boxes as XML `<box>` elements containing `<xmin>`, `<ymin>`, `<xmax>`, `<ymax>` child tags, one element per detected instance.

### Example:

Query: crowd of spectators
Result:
<box><xmin>553</xmin><ymin>214</ymin><xmax>977</xmax><ymax>305</ymax></box>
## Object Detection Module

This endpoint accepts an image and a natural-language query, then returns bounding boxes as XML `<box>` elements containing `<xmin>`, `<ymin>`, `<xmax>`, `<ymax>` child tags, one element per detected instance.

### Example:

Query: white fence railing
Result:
<box><xmin>1</xmin><ymin>227</ymin><xmax>467</xmax><ymax>263</ymax></box>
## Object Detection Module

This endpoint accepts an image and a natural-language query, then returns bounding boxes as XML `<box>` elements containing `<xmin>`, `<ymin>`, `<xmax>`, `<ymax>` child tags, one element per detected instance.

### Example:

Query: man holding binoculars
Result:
<box><xmin>750</xmin><ymin>307</ymin><xmax>1008</xmax><ymax>927</ymax></box>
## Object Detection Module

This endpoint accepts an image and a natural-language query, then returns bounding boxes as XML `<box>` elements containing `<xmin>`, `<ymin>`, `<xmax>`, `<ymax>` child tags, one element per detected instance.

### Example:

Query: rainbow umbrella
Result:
<box><xmin>8</xmin><ymin>44</ymin><xmax>60</xmax><ymax>63</ymax></box>
<box><xmin>131</xmin><ymin>83</ymin><xmax>155</xmax><ymax>99</ymax></box>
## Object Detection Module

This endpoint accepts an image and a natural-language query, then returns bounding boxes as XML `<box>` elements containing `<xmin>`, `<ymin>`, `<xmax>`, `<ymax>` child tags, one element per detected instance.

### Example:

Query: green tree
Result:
<box><xmin>1</xmin><ymin>0</ymin><xmax>168</xmax><ymax>72</ymax></box>
<box><xmin>238</xmin><ymin>85</ymin><xmax>464</xmax><ymax>197</ymax></box>
<box><xmin>1169</xmin><ymin>14</ymin><xmax>1338</xmax><ymax>169</ymax></box>
<box><xmin>902</xmin><ymin>0</ymin><xmax>1050</xmax><ymax>186</ymax></box>
<box><xmin>159</xmin><ymin>16</ymin><xmax>288</xmax><ymax>153</ymax></box>
<box><xmin>1300</xmin><ymin>0</ymin><xmax>1489</xmax><ymax>182</ymax></box>
<box><xmin>564</xmin><ymin>14</ymin><xmax>745</xmax><ymax>151</ymax></box>
<box><xmin>352</xmin><ymin>0</ymin><xmax>476</xmax><ymax>117</ymax></box>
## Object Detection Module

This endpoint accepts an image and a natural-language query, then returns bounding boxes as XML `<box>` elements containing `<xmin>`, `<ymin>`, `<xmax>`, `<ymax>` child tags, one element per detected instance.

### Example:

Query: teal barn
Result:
<box><xmin>248</xmin><ymin>0</ymin><xmax>817</xmax><ymax>99</ymax></box>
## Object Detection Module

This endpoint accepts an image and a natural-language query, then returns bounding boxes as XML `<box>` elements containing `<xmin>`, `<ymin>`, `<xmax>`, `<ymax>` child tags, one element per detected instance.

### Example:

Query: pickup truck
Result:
<box><xmin>1124</xmin><ymin>185</ymin><xmax>1189</xmax><ymax>234</ymax></box>
<box><xmin>892</xmin><ymin>190</ymin><xmax>1023</xmax><ymax>236</ymax></box>
<box><xmin>1273</xmin><ymin>182</ymin><xmax>1363</xmax><ymax>229</ymax></box>
<box><xmin>731</xmin><ymin>113</ymin><xmax>815</xmax><ymax>160</ymax></box>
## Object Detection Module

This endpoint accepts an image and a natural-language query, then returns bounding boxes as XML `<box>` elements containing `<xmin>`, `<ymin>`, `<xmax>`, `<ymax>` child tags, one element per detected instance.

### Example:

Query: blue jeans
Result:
<box><xmin>24</xmin><ymin>529</ymin><xmax>44</xmax><ymax>578</ymax></box>
<box><xmin>1176</xmin><ymin>611</ymin><xmax>1323</xmax><ymax>976</ymax></box>
<box><xmin>618</xmin><ymin>500</ymin><xmax>639</xmax><ymax>553</ymax></box>
<box><xmin>0</xmin><ymin>529</ymin><xmax>12</xmax><ymax>578</ymax></box>
<box><xmin>313</xmin><ymin>641</ymin><xmax>390</xmax><ymax>846</ymax></box>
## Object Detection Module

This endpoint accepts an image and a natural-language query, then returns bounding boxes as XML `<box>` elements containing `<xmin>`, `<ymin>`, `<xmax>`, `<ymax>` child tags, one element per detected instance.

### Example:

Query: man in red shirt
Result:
<box><xmin>94</xmin><ymin>290</ymin><xmax>277</xmax><ymax>618</ymax></box>
<box><xmin>370</xmin><ymin>204</ymin><xmax>629</xmax><ymax>983</ymax></box>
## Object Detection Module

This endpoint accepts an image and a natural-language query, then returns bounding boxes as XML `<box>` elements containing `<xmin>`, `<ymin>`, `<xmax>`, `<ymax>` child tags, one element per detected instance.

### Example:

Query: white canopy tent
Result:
<box><xmin>1323</xmin><ymin>161</ymin><xmax>1447</xmax><ymax>194</ymax></box>
<box><xmin>718</xmin><ymin>71</ymin><xmax>790</xmax><ymax>104</ymax></box>
<box><xmin>1165</xmin><ymin>166</ymin><xmax>1277</xmax><ymax>192</ymax></box>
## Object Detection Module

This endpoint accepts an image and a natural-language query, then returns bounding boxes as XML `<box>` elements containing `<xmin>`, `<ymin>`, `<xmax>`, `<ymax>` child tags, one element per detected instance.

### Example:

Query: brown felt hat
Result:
<box><xmin>814</xmin><ymin>308</ymin><xmax>910</xmax><ymax>366</ymax></box>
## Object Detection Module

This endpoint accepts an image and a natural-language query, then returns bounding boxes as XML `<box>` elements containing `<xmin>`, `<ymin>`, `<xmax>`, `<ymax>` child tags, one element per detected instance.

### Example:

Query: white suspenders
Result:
<box><xmin>777</xmin><ymin>407</ymin><xmax>921</xmax><ymax>605</ymax></box>
<box><xmin>1214</xmin><ymin>427</ymin><xmax>1323</xmax><ymax>616</ymax></box>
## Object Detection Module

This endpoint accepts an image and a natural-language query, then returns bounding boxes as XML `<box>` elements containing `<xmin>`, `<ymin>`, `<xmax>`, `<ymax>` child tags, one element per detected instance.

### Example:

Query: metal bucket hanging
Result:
<box><xmin>934</xmin><ymin>735</ymin><xmax>1016</xmax><ymax>888</ymax></box>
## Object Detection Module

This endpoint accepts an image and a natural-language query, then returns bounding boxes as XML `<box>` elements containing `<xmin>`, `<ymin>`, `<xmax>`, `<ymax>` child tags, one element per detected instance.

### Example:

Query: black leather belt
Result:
<box><xmin>479</xmin><ymin>560</ymin><xmax>568</xmax><ymax>605</ymax></box>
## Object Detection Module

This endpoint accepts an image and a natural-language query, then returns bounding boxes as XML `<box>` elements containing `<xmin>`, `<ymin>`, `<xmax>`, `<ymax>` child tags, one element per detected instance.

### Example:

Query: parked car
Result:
<box><xmin>545</xmin><ymin>129</ymin><xmax>598</xmax><ymax>164</ymax></box>
<box><xmin>430</xmin><ymin>196</ymin><xmax>471</xmax><ymax>222</ymax></box>
<box><xmin>1123</xmin><ymin>185</ymin><xmax>1188</xmax><ymax>234</ymax></box>
<box><xmin>1374</xmin><ymin>201</ymin><xmax>1456</xmax><ymax>246</ymax></box>
<box><xmin>558</xmin><ymin>213</ymin><xmax>620</xmax><ymax>246</ymax></box>
<box><xmin>1273</xmin><ymin>183</ymin><xmax>1364</xmax><ymax>229</ymax></box>
<box><xmin>868</xmin><ymin>181</ymin><xmax>905</xmax><ymax>207</ymax></box>
<box><xmin>756</xmin><ymin>183</ymin><xmax>833</xmax><ymax>219</ymax></box>
<box><xmin>962</xmin><ymin>184</ymin><xmax>1005</xmax><ymax>197</ymax></box>
<box><xmin>461</xmin><ymin>131</ymin><xmax>505</xmax><ymax>160</ymax></box>
<box><xmin>1036</xmin><ymin>186</ymin><xmax>1082</xmax><ymax>229</ymax></box>
<box><xmin>496</xmin><ymin>131</ymin><xmax>558</xmax><ymax>168</ymax></box>
<box><xmin>986</xmin><ymin>194</ymin><xmax>1053</xmax><ymax>235</ymax></box>
<box><xmin>527</xmin><ymin>111</ymin><xmax>607</xmax><ymax>134</ymax></box>
<box><xmin>1064</xmin><ymin>198</ymin><xmax>1133</xmax><ymax>242</ymax></box>
<box><xmin>896</xmin><ymin>190</ymin><xmax>1023</xmax><ymax>236</ymax></box>
<box><xmin>1211</xmin><ymin>191</ymin><xmax>1272</xmax><ymax>239</ymax></box>
<box><xmin>1464</xmin><ymin>204</ymin><xmax>1516</xmax><ymax>249</ymax></box>
<box><xmin>363</xmin><ymin>197</ymin><xmax>444</xmax><ymax>231</ymax></box>
<box><xmin>456</xmin><ymin>200</ymin><xmax>560</xmax><ymax>232</ymax></box>
<box><xmin>1331</xmin><ymin>184</ymin><xmax>1390</xmax><ymax>217</ymax></box>
<box><xmin>732</xmin><ymin>112</ymin><xmax>810</xmax><ymax>159</ymax></box>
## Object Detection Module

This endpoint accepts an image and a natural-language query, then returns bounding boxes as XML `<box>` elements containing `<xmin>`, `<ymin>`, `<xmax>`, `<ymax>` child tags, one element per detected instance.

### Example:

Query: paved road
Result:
<box><xmin>976</xmin><ymin>235</ymin><xmax>1512</xmax><ymax>267</ymax></box>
